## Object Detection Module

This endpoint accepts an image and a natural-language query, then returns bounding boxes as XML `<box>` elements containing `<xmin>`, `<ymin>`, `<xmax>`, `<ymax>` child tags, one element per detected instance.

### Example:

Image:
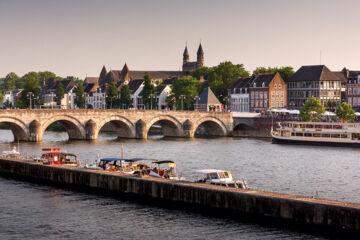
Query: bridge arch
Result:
<box><xmin>194</xmin><ymin>116</ymin><xmax>228</xmax><ymax>137</ymax></box>
<box><xmin>0</xmin><ymin>117</ymin><xmax>29</xmax><ymax>141</ymax></box>
<box><xmin>146</xmin><ymin>115</ymin><xmax>183</xmax><ymax>138</ymax></box>
<box><xmin>96</xmin><ymin>115</ymin><xmax>136</xmax><ymax>139</ymax></box>
<box><xmin>40</xmin><ymin>115</ymin><xmax>86</xmax><ymax>141</ymax></box>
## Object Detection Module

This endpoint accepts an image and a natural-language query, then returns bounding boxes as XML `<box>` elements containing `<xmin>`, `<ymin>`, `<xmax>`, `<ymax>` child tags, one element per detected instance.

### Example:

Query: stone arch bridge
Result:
<box><xmin>0</xmin><ymin>109</ymin><xmax>234</xmax><ymax>142</ymax></box>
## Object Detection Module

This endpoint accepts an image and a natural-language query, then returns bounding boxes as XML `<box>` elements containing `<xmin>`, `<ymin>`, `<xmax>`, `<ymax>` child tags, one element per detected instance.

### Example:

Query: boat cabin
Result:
<box><xmin>41</xmin><ymin>148</ymin><xmax>78</xmax><ymax>166</ymax></box>
<box><xmin>98</xmin><ymin>158</ymin><xmax>150</xmax><ymax>173</ymax></box>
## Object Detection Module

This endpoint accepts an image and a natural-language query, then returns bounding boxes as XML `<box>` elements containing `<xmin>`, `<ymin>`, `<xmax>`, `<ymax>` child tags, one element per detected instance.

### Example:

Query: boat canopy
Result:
<box><xmin>196</xmin><ymin>169</ymin><xmax>228</xmax><ymax>174</ymax></box>
<box><xmin>152</xmin><ymin>160</ymin><xmax>175</xmax><ymax>164</ymax></box>
<box><xmin>42</xmin><ymin>152</ymin><xmax>77</xmax><ymax>157</ymax></box>
<box><xmin>100</xmin><ymin>158</ymin><xmax>144</xmax><ymax>162</ymax></box>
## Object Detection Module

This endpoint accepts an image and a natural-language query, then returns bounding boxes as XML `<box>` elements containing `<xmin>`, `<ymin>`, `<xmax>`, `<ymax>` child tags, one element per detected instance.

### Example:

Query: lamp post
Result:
<box><xmin>179</xmin><ymin>95</ymin><xmax>186</xmax><ymax>110</ymax></box>
<box><xmin>223</xmin><ymin>96</ymin><xmax>229</xmax><ymax>112</ymax></box>
<box><xmin>27</xmin><ymin>92</ymin><xmax>34</xmax><ymax>109</ymax></box>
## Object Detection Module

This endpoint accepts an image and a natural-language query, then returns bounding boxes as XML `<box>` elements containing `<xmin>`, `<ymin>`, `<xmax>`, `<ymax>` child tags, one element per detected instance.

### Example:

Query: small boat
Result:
<box><xmin>195</xmin><ymin>169</ymin><xmax>248</xmax><ymax>189</ymax></box>
<box><xmin>39</xmin><ymin>148</ymin><xmax>79</xmax><ymax>166</ymax></box>
<box><xmin>98</xmin><ymin>158</ymin><xmax>151</xmax><ymax>174</ymax></box>
<box><xmin>149</xmin><ymin>160</ymin><xmax>185</xmax><ymax>181</ymax></box>
<box><xmin>1</xmin><ymin>146</ymin><xmax>22</xmax><ymax>159</ymax></box>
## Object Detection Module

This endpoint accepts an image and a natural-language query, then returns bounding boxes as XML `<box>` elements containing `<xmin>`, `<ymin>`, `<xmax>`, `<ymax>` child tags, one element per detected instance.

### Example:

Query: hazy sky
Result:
<box><xmin>1</xmin><ymin>0</ymin><xmax>360</xmax><ymax>78</ymax></box>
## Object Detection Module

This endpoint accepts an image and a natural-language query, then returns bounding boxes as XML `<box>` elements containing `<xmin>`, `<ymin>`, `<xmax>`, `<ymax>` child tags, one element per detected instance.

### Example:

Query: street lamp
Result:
<box><xmin>179</xmin><ymin>95</ymin><xmax>186</xmax><ymax>111</ymax></box>
<box><xmin>27</xmin><ymin>92</ymin><xmax>34</xmax><ymax>109</ymax></box>
<box><xmin>223</xmin><ymin>96</ymin><xmax>229</xmax><ymax>112</ymax></box>
<box><xmin>148</xmin><ymin>93</ymin><xmax>156</xmax><ymax>110</ymax></box>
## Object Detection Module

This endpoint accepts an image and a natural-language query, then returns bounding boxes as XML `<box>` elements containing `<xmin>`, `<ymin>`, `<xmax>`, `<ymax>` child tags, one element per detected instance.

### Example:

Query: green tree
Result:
<box><xmin>19</xmin><ymin>72</ymin><xmax>41</xmax><ymax>108</ymax></box>
<box><xmin>55</xmin><ymin>82</ymin><xmax>64</xmax><ymax>105</ymax></box>
<box><xmin>106</xmin><ymin>82</ymin><xmax>118</xmax><ymax>109</ymax></box>
<box><xmin>191</xmin><ymin>67</ymin><xmax>211</xmax><ymax>80</ymax></box>
<box><xmin>39</xmin><ymin>71</ymin><xmax>57</xmax><ymax>86</ymax></box>
<box><xmin>326</xmin><ymin>100</ymin><xmax>337</xmax><ymax>112</ymax></box>
<box><xmin>2</xmin><ymin>72</ymin><xmax>19</xmax><ymax>90</ymax></box>
<box><xmin>299</xmin><ymin>96</ymin><xmax>325</xmax><ymax>122</ymax></box>
<box><xmin>120</xmin><ymin>84</ymin><xmax>132</xmax><ymax>109</ymax></box>
<box><xmin>253</xmin><ymin>66</ymin><xmax>295</xmax><ymax>82</ymax></box>
<box><xmin>64</xmin><ymin>76</ymin><xmax>82</xmax><ymax>85</ymax></box>
<box><xmin>141</xmin><ymin>72</ymin><xmax>156</xmax><ymax>109</ymax></box>
<box><xmin>207</xmin><ymin>61</ymin><xmax>250</xmax><ymax>100</ymax></box>
<box><xmin>166</xmin><ymin>76</ymin><xmax>201</xmax><ymax>110</ymax></box>
<box><xmin>336</xmin><ymin>102</ymin><xmax>356</xmax><ymax>122</ymax></box>
<box><xmin>74</xmin><ymin>82</ymin><xmax>85</xmax><ymax>108</ymax></box>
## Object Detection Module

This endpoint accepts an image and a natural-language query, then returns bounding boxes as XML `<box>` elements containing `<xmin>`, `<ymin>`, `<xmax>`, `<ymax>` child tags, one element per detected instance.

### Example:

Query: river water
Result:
<box><xmin>0</xmin><ymin>129</ymin><xmax>359</xmax><ymax>239</ymax></box>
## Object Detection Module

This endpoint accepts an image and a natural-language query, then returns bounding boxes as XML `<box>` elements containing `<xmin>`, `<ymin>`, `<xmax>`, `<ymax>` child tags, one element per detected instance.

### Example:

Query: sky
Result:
<box><xmin>1</xmin><ymin>0</ymin><xmax>360</xmax><ymax>78</ymax></box>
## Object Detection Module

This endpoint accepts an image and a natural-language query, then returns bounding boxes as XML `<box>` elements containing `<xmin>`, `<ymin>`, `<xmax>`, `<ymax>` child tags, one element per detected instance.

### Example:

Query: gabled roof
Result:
<box><xmin>84</xmin><ymin>83</ymin><xmax>99</xmax><ymax>93</ymax></box>
<box><xmin>127</xmin><ymin>79</ymin><xmax>144</xmax><ymax>94</ymax></box>
<box><xmin>84</xmin><ymin>77</ymin><xmax>99</xmax><ymax>85</ymax></box>
<box><xmin>228</xmin><ymin>77</ymin><xmax>251</xmax><ymax>90</ymax></box>
<box><xmin>250</xmin><ymin>73</ymin><xmax>277</xmax><ymax>87</ymax></box>
<box><xmin>197</xmin><ymin>87</ymin><xmax>221</xmax><ymax>105</ymax></box>
<box><xmin>289</xmin><ymin>65</ymin><xmax>340</xmax><ymax>82</ymax></box>
<box><xmin>156</xmin><ymin>84</ymin><xmax>169</xmax><ymax>95</ymax></box>
<box><xmin>42</xmin><ymin>79</ymin><xmax>75</xmax><ymax>94</ymax></box>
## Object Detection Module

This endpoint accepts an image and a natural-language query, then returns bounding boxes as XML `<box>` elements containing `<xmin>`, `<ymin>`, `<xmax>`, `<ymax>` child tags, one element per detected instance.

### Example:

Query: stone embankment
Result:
<box><xmin>0</xmin><ymin>157</ymin><xmax>359</xmax><ymax>234</ymax></box>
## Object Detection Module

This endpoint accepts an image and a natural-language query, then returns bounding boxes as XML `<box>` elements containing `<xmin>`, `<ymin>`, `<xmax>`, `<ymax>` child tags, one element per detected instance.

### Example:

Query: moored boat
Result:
<box><xmin>149</xmin><ymin>160</ymin><xmax>185</xmax><ymax>180</ymax></box>
<box><xmin>271</xmin><ymin>121</ymin><xmax>360</xmax><ymax>147</ymax></box>
<box><xmin>39</xmin><ymin>148</ymin><xmax>79</xmax><ymax>166</ymax></box>
<box><xmin>195</xmin><ymin>169</ymin><xmax>248</xmax><ymax>189</ymax></box>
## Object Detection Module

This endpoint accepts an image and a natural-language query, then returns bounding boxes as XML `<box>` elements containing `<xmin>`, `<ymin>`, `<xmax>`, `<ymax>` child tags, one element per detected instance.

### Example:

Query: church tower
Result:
<box><xmin>183</xmin><ymin>45</ymin><xmax>189</xmax><ymax>64</ymax></box>
<box><xmin>197</xmin><ymin>43</ymin><xmax>204</xmax><ymax>68</ymax></box>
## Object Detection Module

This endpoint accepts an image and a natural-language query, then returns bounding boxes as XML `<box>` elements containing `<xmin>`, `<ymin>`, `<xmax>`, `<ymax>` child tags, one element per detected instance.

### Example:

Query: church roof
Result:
<box><xmin>183</xmin><ymin>46</ymin><xmax>189</xmax><ymax>56</ymax></box>
<box><xmin>197</xmin><ymin>87</ymin><xmax>221</xmax><ymax>105</ymax></box>
<box><xmin>84</xmin><ymin>77</ymin><xmax>99</xmax><ymax>85</ymax></box>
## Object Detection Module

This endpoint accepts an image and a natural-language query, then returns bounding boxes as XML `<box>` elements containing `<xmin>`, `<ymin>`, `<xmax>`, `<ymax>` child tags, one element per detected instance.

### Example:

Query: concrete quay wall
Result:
<box><xmin>0</xmin><ymin>158</ymin><xmax>359</xmax><ymax>233</ymax></box>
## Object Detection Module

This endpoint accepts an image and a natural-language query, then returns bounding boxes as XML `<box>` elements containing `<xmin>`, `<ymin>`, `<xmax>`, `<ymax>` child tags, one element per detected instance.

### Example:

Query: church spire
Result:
<box><xmin>183</xmin><ymin>45</ymin><xmax>189</xmax><ymax>64</ymax></box>
<box><xmin>197</xmin><ymin>43</ymin><xmax>204</xmax><ymax>68</ymax></box>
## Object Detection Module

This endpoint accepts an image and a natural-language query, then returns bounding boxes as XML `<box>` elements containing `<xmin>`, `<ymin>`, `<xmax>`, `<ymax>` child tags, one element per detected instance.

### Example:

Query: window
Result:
<box><xmin>271</xmin><ymin>91</ymin><xmax>275</xmax><ymax>98</ymax></box>
<box><xmin>278</xmin><ymin>84</ymin><xmax>282</xmax><ymax>89</ymax></box>
<box><xmin>274</xmin><ymin>84</ymin><xmax>277</xmax><ymax>89</ymax></box>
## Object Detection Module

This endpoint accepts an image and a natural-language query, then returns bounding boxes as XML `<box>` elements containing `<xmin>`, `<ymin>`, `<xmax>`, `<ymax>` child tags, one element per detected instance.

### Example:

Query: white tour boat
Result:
<box><xmin>271</xmin><ymin>121</ymin><xmax>360</xmax><ymax>147</ymax></box>
<box><xmin>195</xmin><ymin>169</ymin><xmax>248</xmax><ymax>189</ymax></box>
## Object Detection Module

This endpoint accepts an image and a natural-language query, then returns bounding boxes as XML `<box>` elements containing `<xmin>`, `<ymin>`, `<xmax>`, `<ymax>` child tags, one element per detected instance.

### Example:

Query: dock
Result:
<box><xmin>0</xmin><ymin>157</ymin><xmax>359</xmax><ymax>233</ymax></box>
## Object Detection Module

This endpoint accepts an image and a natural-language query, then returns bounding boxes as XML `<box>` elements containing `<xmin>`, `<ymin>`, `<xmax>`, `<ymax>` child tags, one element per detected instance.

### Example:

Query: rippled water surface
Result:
<box><xmin>0</xmin><ymin>129</ymin><xmax>358</xmax><ymax>239</ymax></box>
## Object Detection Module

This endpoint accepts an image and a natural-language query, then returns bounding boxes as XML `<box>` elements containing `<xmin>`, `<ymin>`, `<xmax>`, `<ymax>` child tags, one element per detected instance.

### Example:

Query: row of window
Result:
<box><xmin>348</xmin><ymin>97</ymin><xmax>360</xmax><ymax>106</ymax></box>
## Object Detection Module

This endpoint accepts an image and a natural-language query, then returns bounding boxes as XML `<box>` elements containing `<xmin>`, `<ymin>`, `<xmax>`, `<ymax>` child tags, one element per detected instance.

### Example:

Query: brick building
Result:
<box><xmin>249</xmin><ymin>73</ymin><xmax>287</xmax><ymax>112</ymax></box>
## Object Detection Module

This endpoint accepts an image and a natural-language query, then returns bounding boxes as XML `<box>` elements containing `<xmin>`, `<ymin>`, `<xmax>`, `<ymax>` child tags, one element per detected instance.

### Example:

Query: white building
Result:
<box><xmin>41</xmin><ymin>79</ymin><xmax>76</xmax><ymax>109</ymax></box>
<box><xmin>85</xmin><ymin>84</ymin><xmax>105</xmax><ymax>109</ymax></box>
<box><xmin>1</xmin><ymin>89</ymin><xmax>22</xmax><ymax>108</ymax></box>
<box><xmin>156</xmin><ymin>84</ymin><xmax>172</xmax><ymax>110</ymax></box>
<box><xmin>128</xmin><ymin>79</ymin><xmax>145</xmax><ymax>109</ymax></box>
<box><xmin>227</xmin><ymin>78</ymin><xmax>251</xmax><ymax>112</ymax></box>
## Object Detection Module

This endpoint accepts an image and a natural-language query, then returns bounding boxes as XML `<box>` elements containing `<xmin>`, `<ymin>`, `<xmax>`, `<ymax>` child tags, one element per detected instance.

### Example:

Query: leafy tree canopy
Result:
<box><xmin>253</xmin><ymin>66</ymin><xmax>294</xmax><ymax>82</ymax></box>
<box><xmin>166</xmin><ymin>76</ymin><xmax>201</xmax><ymax>110</ymax></box>
<box><xmin>299</xmin><ymin>96</ymin><xmax>325</xmax><ymax>122</ymax></box>
<box><xmin>63</xmin><ymin>76</ymin><xmax>83</xmax><ymax>85</ymax></box>
<box><xmin>206</xmin><ymin>61</ymin><xmax>250</xmax><ymax>101</ymax></box>
<box><xmin>74</xmin><ymin>82</ymin><xmax>85</xmax><ymax>108</ymax></box>
<box><xmin>39</xmin><ymin>71</ymin><xmax>57</xmax><ymax>86</ymax></box>
<box><xmin>2</xmin><ymin>72</ymin><xmax>19</xmax><ymax>90</ymax></box>
<box><xmin>326</xmin><ymin>100</ymin><xmax>337</xmax><ymax>112</ymax></box>
<box><xmin>141</xmin><ymin>72</ymin><xmax>157</xmax><ymax>109</ymax></box>
<box><xmin>55</xmin><ymin>83</ymin><xmax>64</xmax><ymax>105</ymax></box>
<box><xmin>0</xmin><ymin>91</ymin><xmax>4</xmax><ymax>105</ymax></box>
<box><xmin>106</xmin><ymin>82</ymin><xmax>118</xmax><ymax>109</ymax></box>
<box><xmin>120</xmin><ymin>84</ymin><xmax>132</xmax><ymax>109</ymax></box>
<box><xmin>191</xmin><ymin>67</ymin><xmax>211</xmax><ymax>80</ymax></box>
<box><xmin>19</xmin><ymin>72</ymin><xmax>42</xmax><ymax>108</ymax></box>
<box><xmin>336</xmin><ymin>102</ymin><xmax>356</xmax><ymax>122</ymax></box>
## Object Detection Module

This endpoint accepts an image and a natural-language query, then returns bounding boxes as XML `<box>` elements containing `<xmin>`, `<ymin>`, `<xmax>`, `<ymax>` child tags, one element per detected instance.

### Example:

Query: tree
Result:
<box><xmin>336</xmin><ymin>102</ymin><xmax>356</xmax><ymax>122</ymax></box>
<box><xmin>327</xmin><ymin>100</ymin><xmax>337</xmax><ymax>112</ymax></box>
<box><xmin>106</xmin><ymin>82</ymin><xmax>118</xmax><ymax>109</ymax></box>
<box><xmin>253</xmin><ymin>66</ymin><xmax>295</xmax><ymax>82</ymax></box>
<box><xmin>206</xmin><ymin>61</ymin><xmax>250</xmax><ymax>100</ymax></box>
<box><xmin>191</xmin><ymin>67</ymin><xmax>211</xmax><ymax>80</ymax></box>
<box><xmin>39</xmin><ymin>71</ymin><xmax>57</xmax><ymax>86</ymax></box>
<box><xmin>74</xmin><ymin>82</ymin><xmax>85</xmax><ymax>108</ymax></box>
<box><xmin>2</xmin><ymin>72</ymin><xmax>19</xmax><ymax>90</ymax></box>
<box><xmin>166</xmin><ymin>76</ymin><xmax>201</xmax><ymax>110</ymax></box>
<box><xmin>141</xmin><ymin>72</ymin><xmax>156</xmax><ymax>109</ymax></box>
<box><xmin>63</xmin><ymin>76</ymin><xmax>83</xmax><ymax>85</ymax></box>
<box><xmin>19</xmin><ymin>72</ymin><xmax>41</xmax><ymax>108</ymax></box>
<box><xmin>55</xmin><ymin>83</ymin><xmax>64</xmax><ymax>105</ymax></box>
<box><xmin>120</xmin><ymin>84</ymin><xmax>132</xmax><ymax>109</ymax></box>
<box><xmin>299</xmin><ymin>96</ymin><xmax>325</xmax><ymax>122</ymax></box>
